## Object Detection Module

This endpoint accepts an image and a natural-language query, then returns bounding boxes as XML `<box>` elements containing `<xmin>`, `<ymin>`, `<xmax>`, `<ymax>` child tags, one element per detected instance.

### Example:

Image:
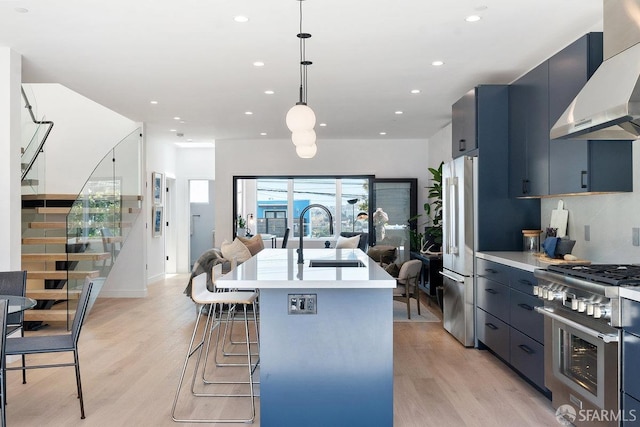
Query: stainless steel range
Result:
<box><xmin>534</xmin><ymin>264</ymin><xmax>640</xmax><ymax>427</ymax></box>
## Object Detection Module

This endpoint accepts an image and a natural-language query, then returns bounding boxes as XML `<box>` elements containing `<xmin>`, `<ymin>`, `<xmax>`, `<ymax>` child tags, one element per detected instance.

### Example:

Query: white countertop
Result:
<box><xmin>218</xmin><ymin>248</ymin><xmax>397</xmax><ymax>289</ymax></box>
<box><xmin>476</xmin><ymin>251</ymin><xmax>551</xmax><ymax>272</ymax></box>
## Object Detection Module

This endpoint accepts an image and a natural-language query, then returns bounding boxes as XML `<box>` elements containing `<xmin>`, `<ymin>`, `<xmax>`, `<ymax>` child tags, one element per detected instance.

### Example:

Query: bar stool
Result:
<box><xmin>171</xmin><ymin>269</ymin><xmax>259</xmax><ymax>423</ymax></box>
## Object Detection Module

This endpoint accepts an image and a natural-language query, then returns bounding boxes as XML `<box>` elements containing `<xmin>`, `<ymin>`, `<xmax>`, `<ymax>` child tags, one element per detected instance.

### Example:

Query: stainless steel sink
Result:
<box><xmin>308</xmin><ymin>259</ymin><xmax>365</xmax><ymax>268</ymax></box>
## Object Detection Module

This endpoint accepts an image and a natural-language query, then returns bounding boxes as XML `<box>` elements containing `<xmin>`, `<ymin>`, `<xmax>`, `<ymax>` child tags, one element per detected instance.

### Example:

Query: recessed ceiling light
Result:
<box><xmin>319</xmin><ymin>123</ymin><xmax>327</xmax><ymax>127</ymax></box>
<box><xmin>260</xmin><ymin>132</ymin><xmax>267</xmax><ymax>136</ymax></box>
<box><xmin>465</xmin><ymin>15</ymin><xmax>481</xmax><ymax>22</ymax></box>
<box><xmin>253</xmin><ymin>61</ymin><xmax>265</xmax><ymax>67</ymax></box>
<box><xmin>432</xmin><ymin>60</ymin><xmax>444</xmax><ymax>66</ymax></box>
<box><xmin>150</xmin><ymin>100</ymin><xmax>158</xmax><ymax>105</ymax></box>
<box><xmin>410</xmin><ymin>89</ymin><xmax>421</xmax><ymax>94</ymax></box>
<box><xmin>379</xmin><ymin>132</ymin><xmax>387</xmax><ymax>136</ymax></box>
<box><xmin>245</xmin><ymin>111</ymin><xmax>253</xmax><ymax>115</ymax></box>
<box><xmin>264</xmin><ymin>90</ymin><xmax>275</xmax><ymax>95</ymax></box>
<box><xmin>395</xmin><ymin>111</ymin><xmax>403</xmax><ymax>115</ymax></box>
<box><xmin>169</xmin><ymin>129</ymin><xmax>177</xmax><ymax>132</ymax></box>
<box><xmin>180</xmin><ymin>120</ymin><xmax>185</xmax><ymax>124</ymax></box>
<box><xmin>187</xmin><ymin>138</ymin><xmax>193</xmax><ymax>142</ymax></box>
<box><xmin>15</xmin><ymin>7</ymin><xmax>28</xmax><ymax>13</ymax></box>
<box><xmin>234</xmin><ymin>16</ymin><xmax>249</xmax><ymax>23</ymax></box>
<box><xmin>173</xmin><ymin>116</ymin><xmax>181</xmax><ymax>120</ymax></box>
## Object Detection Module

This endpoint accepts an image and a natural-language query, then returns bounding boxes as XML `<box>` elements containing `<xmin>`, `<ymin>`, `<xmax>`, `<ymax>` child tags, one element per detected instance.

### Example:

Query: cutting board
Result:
<box><xmin>533</xmin><ymin>253</ymin><xmax>590</xmax><ymax>265</ymax></box>
<box><xmin>549</xmin><ymin>200</ymin><xmax>568</xmax><ymax>238</ymax></box>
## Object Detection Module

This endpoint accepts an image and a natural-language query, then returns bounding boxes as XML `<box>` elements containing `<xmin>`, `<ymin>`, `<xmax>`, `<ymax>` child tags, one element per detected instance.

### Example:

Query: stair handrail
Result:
<box><xmin>21</xmin><ymin>86</ymin><xmax>54</xmax><ymax>181</ymax></box>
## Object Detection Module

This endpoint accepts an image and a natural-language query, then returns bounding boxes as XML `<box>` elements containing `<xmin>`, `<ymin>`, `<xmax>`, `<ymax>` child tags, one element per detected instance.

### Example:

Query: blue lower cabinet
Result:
<box><xmin>623</xmin><ymin>331</ymin><xmax>640</xmax><ymax>401</ymax></box>
<box><xmin>510</xmin><ymin>289</ymin><xmax>544</xmax><ymax>343</ymax></box>
<box><xmin>477</xmin><ymin>308</ymin><xmax>509</xmax><ymax>361</ymax></box>
<box><xmin>622</xmin><ymin>393</ymin><xmax>640</xmax><ymax>426</ymax></box>
<box><xmin>509</xmin><ymin>328</ymin><xmax>545</xmax><ymax>391</ymax></box>
<box><xmin>477</xmin><ymin>277</ymin><xmax>510</xmax><ymax>323</ymax></box>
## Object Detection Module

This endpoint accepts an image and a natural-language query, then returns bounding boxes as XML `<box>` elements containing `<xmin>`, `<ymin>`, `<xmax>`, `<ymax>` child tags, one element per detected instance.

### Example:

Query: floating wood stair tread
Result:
<box><xmin>22</xmin><ymin>252</ymin><xmax>110</xmax><ymax>262</ymax></box>
<box><xmin>21</xmin><ymin>179</ymin><xmax>39</xmax><ymax>186</ymax></box>
<box><xmin>27</xmin><ymin>289</ymin><xmax>81</xmax><ymax>300</ymax></box>
<box><xmin>34</xmin><ymin>207</ymin><xmax>71</xmax><ymax>215</ymax></box>
<box><xmin>22</xmin><ymin>236</ymin><xmax>69</xmax><ymax>245</ymax></box>
<box><xmin>24</xmin><ymin>309</ymin><xmax>74</xmax><ymax>322</ymax></box>
<box><xmin>28</xmin><ymin>222</ymin><xmax>132</xmax><ymax>229</ymax></box>
<box><xmin>27</xmin><ymin>270</ymin><xmax>100</xmax><ymax>280</ymax></box>
<box><xmin>21</xmin><ymin>194</ymin><xmax>78</xmax><ymax>201</ymax></box>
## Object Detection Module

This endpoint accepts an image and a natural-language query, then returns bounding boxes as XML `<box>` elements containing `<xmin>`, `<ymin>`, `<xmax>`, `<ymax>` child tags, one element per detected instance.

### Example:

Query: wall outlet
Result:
<box><xmin>633</xmin><ymin>228</ymin><xmax>640</xmax><ymax>247</ymax></box>
<box><xmin>584</xmin><ymin>225</ymin><xmax>590</xmax><ymax>242</ymax></box>
<box><xmin>288</xmin><ymin>294</ymin><xmax>317</xmax><ymax>314</ymax></box>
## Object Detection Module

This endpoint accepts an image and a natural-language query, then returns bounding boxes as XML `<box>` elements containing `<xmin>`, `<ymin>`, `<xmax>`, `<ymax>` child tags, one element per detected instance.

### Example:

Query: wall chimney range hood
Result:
<box><xmin>551</xmin><ymin>0</ymin><xmax>640</xmax><ymax>140</ymax></box>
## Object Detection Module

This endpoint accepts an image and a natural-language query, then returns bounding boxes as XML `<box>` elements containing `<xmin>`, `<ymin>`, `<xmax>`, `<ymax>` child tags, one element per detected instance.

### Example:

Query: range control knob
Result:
<box><xmin>593</xmin><ymin>304</ymin><xmax>611</xmax><ymax>319</ymax></box>
<box><xmin>577</xmin><ymin>298</ymin><xmax>587</xmax><ymax>313</ymax></box>
<box><xmin>586</xmin><ymin>302</ymin><xmax>595</xmax><ymax>316</ymax></box>
<box><xmin>547</xmin><ymin>290</ymin><xmax>564</xmax><ymax>301</ymax></box>
<box><xmin>533</xmin><ymin>285</ymin><xmax>540</xmax><ymax>296</ymax></box>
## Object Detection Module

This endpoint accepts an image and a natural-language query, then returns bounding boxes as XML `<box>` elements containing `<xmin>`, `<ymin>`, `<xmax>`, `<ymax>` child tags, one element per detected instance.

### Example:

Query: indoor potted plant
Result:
<box><xmin>236</xmin><ymin>215</ymin><xmax>247</xmax><ymax>237</ymax></box>
<box><xmin>409</xmin><ymin>161</ymin><xmax>443</xmax><ymax>253</ymax></box>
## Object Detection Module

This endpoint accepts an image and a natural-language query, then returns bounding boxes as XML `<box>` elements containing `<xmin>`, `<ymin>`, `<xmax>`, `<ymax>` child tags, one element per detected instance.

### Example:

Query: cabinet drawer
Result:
<box><xmin>476</xmin><ymin>259</ymin><xmax>511</xmax><ymax>285</ymax></box>
<box><xmin>510</xmin><ymin>327</ymin><xmax>545</xmax><ymax>391</ymax></box>
<box><xmin>510</xmin><ymin>269</ymin><xmax>537</xmax><ymax>295</ymax></box>
<box><xmin>623</xmin><ymin>393</ymin><xmax>640</xmax><ymax>426</ymax></box>
<box><xmin>476</xmin><ymin>277</ymin><xmax>510</xmax><ymax>321</ymax></box>
<box><xmin>622</xmin><ymin>298</ymin><xmax>640</xmax><ymax>336</ymax></box>
<box><xmin>476</xmin><ymin>309</ymin><xmax>509</xmax><ymax>362</ymax></box>
<box><xmin>623</xmin><ymin>331</ymin><xmax>640</xmax><ymax>400</ymax></box>
<box><xmin>510</xmin><ymin>289</ymin><xmax>544</xmax><ymax>344</ymax></box>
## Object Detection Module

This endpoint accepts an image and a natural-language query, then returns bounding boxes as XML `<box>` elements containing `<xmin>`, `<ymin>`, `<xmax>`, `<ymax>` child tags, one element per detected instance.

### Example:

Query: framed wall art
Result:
<box><xmin>152</xmin><ymin>206</ymin><xmax>163</xmax><ymax>237</ymax></box>
<box><xmin>152</xmin><ymin>172</ymin><xmax>163</xmax><ymax>205</ymax></box>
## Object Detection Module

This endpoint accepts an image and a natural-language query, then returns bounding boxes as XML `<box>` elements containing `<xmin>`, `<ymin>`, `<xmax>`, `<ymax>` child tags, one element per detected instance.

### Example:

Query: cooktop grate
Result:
<box><xmin>547</xmin><ymin>264</ymin><xmax>640</xmax><ymax>286</ymax></box>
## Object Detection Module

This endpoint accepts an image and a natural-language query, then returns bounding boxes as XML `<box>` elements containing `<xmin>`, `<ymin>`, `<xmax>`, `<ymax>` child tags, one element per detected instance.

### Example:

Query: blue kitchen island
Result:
<box><xmin>218</xmin><ymin>248</ymin><xmax>396</xmax><ymax>427</ymax></box>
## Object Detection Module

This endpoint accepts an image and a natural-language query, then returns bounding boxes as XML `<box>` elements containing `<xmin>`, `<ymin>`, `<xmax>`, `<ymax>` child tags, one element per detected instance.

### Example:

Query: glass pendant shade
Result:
<box><xmin>291</xmin><ymin>129</ymin><xmax>316</xmax><ymax>147</ymax></box>
<box><xmin>286</xmin><ymin>104</ymin><xmax>316</xmax><ymax>131</ymax></box>
<box><xmin>296</xmin><ymin>143</ymin><xmax>317</xmax><ymax>158</ymax></box>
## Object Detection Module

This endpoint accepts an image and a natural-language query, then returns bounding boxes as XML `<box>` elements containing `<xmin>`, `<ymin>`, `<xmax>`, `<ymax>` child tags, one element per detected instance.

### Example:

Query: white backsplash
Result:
<box><xmin>541</xmin><ymin>139</ymin><xmax>640</xmax><ymax>264</ymax></box>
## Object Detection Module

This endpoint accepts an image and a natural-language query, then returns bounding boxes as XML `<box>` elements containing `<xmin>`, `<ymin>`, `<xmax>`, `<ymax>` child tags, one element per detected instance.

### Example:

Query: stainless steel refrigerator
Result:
<box><xmin>440</xmin><ymin>156</ymin><xmax>476</xmax><ymax>347</ymax></box>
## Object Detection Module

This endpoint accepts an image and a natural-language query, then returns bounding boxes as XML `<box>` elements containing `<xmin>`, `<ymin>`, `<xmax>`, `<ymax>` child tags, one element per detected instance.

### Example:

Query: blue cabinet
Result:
<box><xmin>548</xmin><ymin>32</ymin><xmax>632</xmax><ymax>195</ymax></box>
<box><xmin>509</xmin><ymin>32</ymin><xmax>632</xmax><ymax>197</ymax></box>
<box><xmin>475</xmin><ymin>258</ymin><xmax>548</xmax><ymax>394</ymax></box>
<box><xmin>509</xmin><ymin>61</ymin><xmax>549</xmax><ymax>197</ymax></box>
<box><xmin>451</xmin><ymin>89</ymin><xmax>477</xmax><ymax>157</ymax></box>
<box><xmin>622</xmin><ymin>298</ymin><xmax>640</xmax><ymax>425</ymax></box>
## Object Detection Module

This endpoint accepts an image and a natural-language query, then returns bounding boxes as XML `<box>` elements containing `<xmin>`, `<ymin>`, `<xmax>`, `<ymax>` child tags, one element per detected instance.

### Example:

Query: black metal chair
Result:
<box><xmin>282</xmin><ymin>228</ymin><xmax>291</xmax><ymax>248</ymax></box>
<box><xmin>5</xmin><ymin>280</ymin><xmax>93</xmax><ymax>419</ymax></box>
<box><xmin>0</xmin><ymin>271</ymin><xmax>27</xmax><ymax>384</ymax></box>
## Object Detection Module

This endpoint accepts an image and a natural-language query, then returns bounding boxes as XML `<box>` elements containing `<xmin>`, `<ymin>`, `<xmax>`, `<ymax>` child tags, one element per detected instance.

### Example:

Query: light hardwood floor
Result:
<box><xmin>5</xmin><ymin>274</ymin><xmax>559</xmax><ymax>426</ymax></box>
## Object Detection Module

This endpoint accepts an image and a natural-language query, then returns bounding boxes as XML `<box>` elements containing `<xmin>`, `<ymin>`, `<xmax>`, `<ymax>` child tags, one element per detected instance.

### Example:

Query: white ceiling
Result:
<box><xmin>0</xmin><ymin>0</ymin><xmax>603</xmax><ymax>146</ymax></box>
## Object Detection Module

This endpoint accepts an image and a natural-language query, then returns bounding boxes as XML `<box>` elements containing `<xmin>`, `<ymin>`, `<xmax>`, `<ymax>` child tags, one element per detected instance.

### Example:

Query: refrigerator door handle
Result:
<box><xmin>448</xmin><ymin>176</ymin><xmax>459</xmax><ymax>254</ymax></box>
<box><xmin>439</xmin><ymin>270</ymin><xmax>464</xmax><ymax>283</ymax></box>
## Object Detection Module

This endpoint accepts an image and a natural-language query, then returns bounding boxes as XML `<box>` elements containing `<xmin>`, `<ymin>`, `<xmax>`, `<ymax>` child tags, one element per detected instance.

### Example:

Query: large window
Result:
<box><xmin>235</xmin><ymin>176</ymin><xmax>372</xmax><ymax>239</ymax></box>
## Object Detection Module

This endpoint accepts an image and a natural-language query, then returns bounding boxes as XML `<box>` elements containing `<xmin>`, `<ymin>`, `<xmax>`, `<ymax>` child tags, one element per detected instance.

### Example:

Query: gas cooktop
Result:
<box><xmin>547</xmin><ymin>264</ymin><xmax>640</xmax><ymax>286</ymax></box>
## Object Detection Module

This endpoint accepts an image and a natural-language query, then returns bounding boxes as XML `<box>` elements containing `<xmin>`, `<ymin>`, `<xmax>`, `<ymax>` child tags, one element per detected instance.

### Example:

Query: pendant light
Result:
<box><xmin>286</xmin><ymin>0</ymin><xmax>317</xmax><ymax>158</ymax></box>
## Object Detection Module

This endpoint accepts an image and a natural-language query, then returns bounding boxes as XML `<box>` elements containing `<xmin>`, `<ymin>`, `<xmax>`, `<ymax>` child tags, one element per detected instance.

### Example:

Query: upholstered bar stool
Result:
<box><xmin>171</xmin><ymin>270</ymin><xmax>259</xmax><ymax>424</ymax></box>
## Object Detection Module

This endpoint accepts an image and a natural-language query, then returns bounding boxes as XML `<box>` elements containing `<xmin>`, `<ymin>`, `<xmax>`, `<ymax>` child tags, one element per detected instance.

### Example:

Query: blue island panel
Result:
<box><xmin>259</xmin><ymin>287</ymin><xmax>393</xmax><ymax>427</ymax></box>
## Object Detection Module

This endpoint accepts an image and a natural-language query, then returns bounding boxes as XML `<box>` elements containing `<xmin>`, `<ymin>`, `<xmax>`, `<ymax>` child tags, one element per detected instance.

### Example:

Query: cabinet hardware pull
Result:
<box><xmin>518</xmin><ymin>303</ymin><xmax>533</xmax><ymax>311</ymax></box>
<box><xmin>581</xmin><ymin>170</ymin><xmax>587</xmax><ymax>189</ymax></box>
<box><xmin>485</xmin><ymin>268</ymin><xmax>497</xmax><ymax>274</ymax></box>
<box><xmin>485</xmin><ymin>288</ymin><xmax>498</xmax><ymax>295</ymax></box>
<box><xmin>522</xmin><ymin>179</ymin><xmax>530</xmax><ymax>194</ymax></box>
<box><xmin>486</xmin><ymin>323</ymin><xmax>498</xmax><ymax>330</ymax></box>
<box><xmin>518</xmin><ymin>344</ymin><xmax>534</xmax><ymax>354</ymax></box>
<box><xmin>518</xmin><ymin>279</ymin><xmax>532</xmax><ymax>286</ymax></box>
<box><xmin>459</xmin><ymin>139</ymin><xmax>466</xmax><ymax>151</ymax></box>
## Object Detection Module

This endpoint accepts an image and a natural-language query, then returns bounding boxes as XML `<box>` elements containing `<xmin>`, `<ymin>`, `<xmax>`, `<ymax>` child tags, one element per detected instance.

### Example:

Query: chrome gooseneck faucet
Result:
<box><xmin>297</xmin><ymin>204</ymin><xmax>334</xmax><ymax>264</ymax></box>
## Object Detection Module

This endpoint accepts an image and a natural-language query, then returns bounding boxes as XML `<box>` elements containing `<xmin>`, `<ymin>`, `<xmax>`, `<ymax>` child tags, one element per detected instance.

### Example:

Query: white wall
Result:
<box><xmin>541</xmin><ymin>140</ymin><xmax>640</xmax><ymax>263</ymax></box>
<box><xmin>0</xmin><ymin>48</ymin><xmax>22</xmax><ymax>270</ymax></box>
<box><xmin>214</xmin><ymin>138</ymin><xmax>428</xmax><ymax>247</ymax></box>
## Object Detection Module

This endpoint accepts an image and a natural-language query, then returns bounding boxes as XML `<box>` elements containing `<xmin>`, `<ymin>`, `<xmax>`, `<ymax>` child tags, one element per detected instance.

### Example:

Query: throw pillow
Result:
<box><xmin>220</xmin><ymin>238</ymin><xmax>252</xmax><ymax>264</ymax></box>
<box><xmin>238</xmin><ymin>234</ymin><xmax>265</xmax><ymax>256</ymax></box>
<box><xmin>335</xmin><ymin>234</ymin><xmax>360</xmax><ymax>249</ymax></box>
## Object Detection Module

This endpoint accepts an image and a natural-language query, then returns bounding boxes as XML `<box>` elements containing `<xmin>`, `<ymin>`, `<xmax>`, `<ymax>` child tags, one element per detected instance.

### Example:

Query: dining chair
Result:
<box><xmin>281</xmin><ymin>228</ymin><xmax>290</xmax><ymax>248</ymax></box>
<box><xmin>0</xmin><ymin>299</ymin><xmax>7</xmax><ymax>427</ymax></box>
<box><xmin>393</xmin><ymin>260</ymin><xmax>423</xmax><ymax>319</ymax></box>
<box><xmin>5</xmin><ymin>280</ymin><xmax>93</xmax><ymax>419</ymax></box>
<box><xmin>171</xmin><ymin>270</ymin><xmax>259</xmax><ymax>423</ymax></box>
<box><xmin>0</xmin><ymin>271</ymin><xmax>27</xmax><ymax>385</ymax></box>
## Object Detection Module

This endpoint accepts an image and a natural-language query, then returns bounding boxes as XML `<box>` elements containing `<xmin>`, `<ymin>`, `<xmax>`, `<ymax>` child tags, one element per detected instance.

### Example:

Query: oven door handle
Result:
<box><xmin>534</xmin><ymin>307</ymin><xmax>619</xmax><ymax>343</ymax></box>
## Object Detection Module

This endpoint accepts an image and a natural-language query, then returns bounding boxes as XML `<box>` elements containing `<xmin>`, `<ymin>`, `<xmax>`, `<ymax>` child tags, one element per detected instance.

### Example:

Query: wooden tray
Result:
<box><xmin>532</xmin><ymin>253</ymin><xmax>591</xmax><ymax>265</ymax></box>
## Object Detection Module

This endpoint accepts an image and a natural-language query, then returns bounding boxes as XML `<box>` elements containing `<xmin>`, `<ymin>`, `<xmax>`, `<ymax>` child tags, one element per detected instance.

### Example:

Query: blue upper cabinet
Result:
<box><xmin>509</xmin><ymin>61</ymin><xmax>549</xmax><ymax>198</ymax></box>
<box><xmin>509</xmin><ymin>32</ymin><xmax>632</xmax><ymax>197</ymax></box>
<box><xmin>451</xmin><ymin>89</ymin><xmax>478</xmax><ymax>157</ymax></box>
<box><xmin>548</xmin><ymin>32</ymin><xmax>632</xmax><ymax>195</ymax></box>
